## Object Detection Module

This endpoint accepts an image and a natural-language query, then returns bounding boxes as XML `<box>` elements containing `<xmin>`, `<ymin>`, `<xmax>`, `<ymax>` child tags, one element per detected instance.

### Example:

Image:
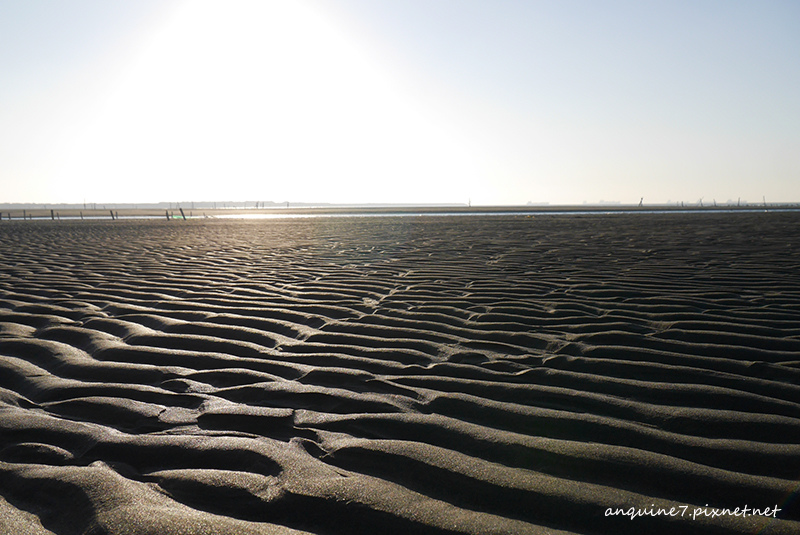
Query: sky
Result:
<box><xmin>2</xmin><ymin>0</ymin><xmax>798</xmax><ymax>206</ymax></box>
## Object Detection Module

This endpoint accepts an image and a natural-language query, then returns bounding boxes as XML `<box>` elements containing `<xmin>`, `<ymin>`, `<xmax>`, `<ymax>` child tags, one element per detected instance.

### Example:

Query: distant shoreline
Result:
<box><xmin>1</xmin><ymin>203</ymin><xmax>799</xmax><ymax>221</ymax></box>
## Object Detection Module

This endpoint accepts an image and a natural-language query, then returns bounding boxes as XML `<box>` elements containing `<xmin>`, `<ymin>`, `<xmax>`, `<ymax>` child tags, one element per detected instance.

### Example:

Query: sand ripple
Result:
<box><xmin>1</xmin><ymin>213</ymin><xmax>799</xmax><ymax>534</ymax></box>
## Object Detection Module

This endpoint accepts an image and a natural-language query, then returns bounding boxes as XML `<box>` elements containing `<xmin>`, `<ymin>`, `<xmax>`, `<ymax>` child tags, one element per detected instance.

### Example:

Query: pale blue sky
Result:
<box><xmin>2</xmin><ymin>0</ymin><xmax>798</xmax><ymax>205</ymax></box>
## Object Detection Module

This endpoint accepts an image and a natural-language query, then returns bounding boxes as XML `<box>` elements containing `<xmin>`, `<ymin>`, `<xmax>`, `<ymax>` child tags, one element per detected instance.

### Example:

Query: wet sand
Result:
<box><xmin>1</xmin><ymin>213</ymin><xmax>799</xmax><ymax>534</ymax></box>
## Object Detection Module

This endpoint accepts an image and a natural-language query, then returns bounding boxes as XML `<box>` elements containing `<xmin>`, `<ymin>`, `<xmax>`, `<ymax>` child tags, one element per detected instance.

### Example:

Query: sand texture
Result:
<box><xmin>0</xmin><ymin>213</ymin><xmax>799</xmax><ymax>534</ymax></box>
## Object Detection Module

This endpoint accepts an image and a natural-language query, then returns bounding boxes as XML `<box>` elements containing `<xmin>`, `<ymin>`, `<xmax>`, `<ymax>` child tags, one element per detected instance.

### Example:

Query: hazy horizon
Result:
<box><xmin>2</xmin><ymin>0</ymin><xmax>799</xmax><ymax>206</ymax></box>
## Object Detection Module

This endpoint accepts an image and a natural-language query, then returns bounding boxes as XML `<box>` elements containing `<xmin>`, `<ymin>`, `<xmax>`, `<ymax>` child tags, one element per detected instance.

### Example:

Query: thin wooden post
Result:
<box><xmin>165</xmin><ymin>210</ymin><xmax>170</xmax><ymax>221</ymax></box>
<box><xmin>51</xmin><ymin>209</ymin><xmax>55</xmax><ymax>220</ymax></box>
<box><xmin>179</xmin><ymin>208</ymin><xmax>186</xmax><ymax>220</ymax></box>
<box><xmin>109</xmin><ymin>210</ymin><xmax>115</xmax><ymax>220</ymax></box>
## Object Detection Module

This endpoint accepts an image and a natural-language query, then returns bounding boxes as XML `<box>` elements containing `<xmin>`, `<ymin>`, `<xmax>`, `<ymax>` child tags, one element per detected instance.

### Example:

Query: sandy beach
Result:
<box><xmin>1</xmin><ymin>212</ymin><xmax>798</xmax><ymax>534</ymax></box>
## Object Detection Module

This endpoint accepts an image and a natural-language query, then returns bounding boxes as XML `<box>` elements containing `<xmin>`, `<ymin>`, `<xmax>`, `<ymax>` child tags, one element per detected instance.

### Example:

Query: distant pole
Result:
<box><xmin>763</xmin><ymin>196</ymin><xmax>767</xmax><ymax>207</ymax></box>
<box><xmin>80</xmin><ymin>212</ymin><xmax>84</xmax><ymax>220</ymax></box>
<box><xmin>179</xmin><ymin>208</ymin><xmax>186</xmax><ymax>220</ymax></box>
<box><xmin>110</xmin><ymin>210</ymin><xmax>115</xmax><ymax>220</ymax></box>
<box><xmin>51</xmin><ymin>209</ymin><xmax>55</xmax><ymax>221</ymax></box>
<box><xmin>166</xmin><ymin>210</ymin><xmax>170</xmax><ymax>221</ymax></box>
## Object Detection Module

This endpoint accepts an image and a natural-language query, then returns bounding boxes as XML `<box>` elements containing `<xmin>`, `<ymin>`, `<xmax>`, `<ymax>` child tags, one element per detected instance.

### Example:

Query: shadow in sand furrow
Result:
<box><xmin>287</xmin><ymin>292</ymin><xmax>381</xmax><ymax>304</ymax></box>
<box><xmin>195</xmin><ymin>407</ymin><xmax>306</xmax><ymax>441</ymax></box>
<box><xmin>547</xmin><ymin>352</ymin><xmax>800</xmax><ymax>404</ymax></box>
<box><xmin>287</xmin><ymin>283</ymin><xmax>396</xmax><ymax>300</ymax></box>
<box><xmin>0</xmin><ymin>407</ymin><xmax>285</xmax><ymax>478</ymax></box>
<box><xmin>155</xmin><ymin>301</ymin><xmax>359</xmax><ymax>321</ymax></box>
<box><xmin>179</xmin><ymin>368</ymin><xmax>285</xmax><ymax>388</ymax></box>
<box><xmin>36</xmin><ymin>325</ymin><xmax>122</xmax><ymax>352</ymax></box>
<box><xmin>575</xmin><ymin>343</ymin><xmax>800</xmax><ymax>385</ymax></box>
<box><xmin>319</xmin><ymin>321</ymin><xmax>457</xmax><ymax>344</ymax></box>
<box><xmin>0</xmin><ymin>465</ymin><xmax>310</xmax><ymax>535</ymax></box>
<box><xmin>382</xmin><ymin>306</ymin><xmax>475</xmax><ymax>323</ymax></box>
<box><xmin>12</xmin><ymin>302</ymin><xmax>88</xmax><ymax>320</ymax></box>
<box><xmin>207</xmin><ymin>311</ymin><xmax>325</xmax><ymax>333</ymax></box>
<box><xmin>298</xmin><ymin>368</ymin><xmax>423</xmax><ymax>400</ymax></box>
<box><xmin>393</xmin><ymin>300</ymin><xmax>486</xmax><ymax>316</ymax></box>
<box><xmin>1</xmin><ymin>285</ymin><xmax>75</xmax><ymax>300</ymax></box>
<box><xmin>649</xmin><ymin>307</ymin><xmax>800</xmax><ymax>326</ymax></box>
<box><xmin>0</xmin><ymin>337</ymin><xmax>95</xmax><ymax>368</ymax></box>
<box><xmin>472</xmin><ymin>306</ymin><xmax>596</xmax><ymax>321</ymax></box>
<box><xmin>77</xmin><ymin>285</ymin><xmax>185</xmax><ymax>302</ymax></box>
<box><xmin>94</xmin><ymin>303</ymin><xmax>214</xmax><ymax>322</ymax></box>
<box><xmin>388</xmin><ymin>373</ymin><xmax>800</xmax><ymax>426</ymax></box>
<box><xmin>664</xmin><ymin>320</ymin><xmax>800</xmax><ymax>338</ymax></box>
<box><xmin>163</xmin><ymin>322</ymin><xmax>281</xmax><ymax>348</ymax></box>
<box><xmin>0</xmin><ymin>356</ymin><xmax>202</xmax><ymax>410</ymax></box>
<box><xmin>507</xmin><ymin>367</ymin><xmax>800</xmax><ymax>419</ymax></box>
<box><xmin>81</xmin><ymin>317</ymin><xmax>162</xmax><ymax>339</ymax></box>
<box><xmin>108</xmin><ymin>312</ymin><xmax>188</xmax><ymax>331</ymax></box>
<box><xmin>636</xmin><ymin>336</ymin><xmax>798</xmax><ymax>363</ymax></box>
<box><xmin>0</xmin><ymin>322</ymin><xmax>37</xmax><ymax>338</ymax></box>
<box><xmin>263</xmin><ymin>351</ymin><xmax>411</xmax><ymax>376</ymax></box>
<box><xmin>39</xmin><ymin>381</ymin><xmax>202</xmax><ymax>410</ymax></box>
<box><xmin>40</xmin><ymin>396</ymin><xmax>176</xmax><ymax>433</ymax></box>
<box><xmin>93</xmin><ymin>345</ymin><xmax>307</xmax><ymax>380</ymax></box>
<box><xmin>147</xmin><ymin>470</ymin><xmax>486</xmax><ymax>535</ymax></box>
<box><xmin>460</xmin><ymin>339</ymin><xmax>530</xmax><ymax>355</ymax></box>
<box><xmin>355</xmin><ymin>313</ymin><xmax>482</xmax><ymax>338</ymax></box>
<box><xmin>0</xmin><ymin>410</ymin><xmax>116</xmax><ymax>458</ymax></box>
<box><xmin>390</xmin><ymin>289</ymin><xmax>471</xmax><ymax>301</ymax></box>
<box><xmin>85</xmin><ymin>438</ymin><xmax>285</xmax><ymax>478</ymax></box>
<box><xmin>652</xmin><ymin>328</ymin><xmax>800</xmax><ymax>352</ymax></box>
<box><xmin>576</xmin><ymin>329</ymin><xmax>800</xmax><ymax>365</ymax></box>
<box><xmin>399</xmin><ymin>362</ymin><xmax>538</xmax><ymax>383</ymax></box>
<box><xmin>304</xmin><ymin>332</ymin><xmax>441</xmax><ymax>356</ymax></box>
<box><xmin>318</xmin><ymin>439</ymin><xmax>800</xmax><ymax>527</ymax></box>
<box><xmin>422</xmin><ymin>383</ymin><xmax>800</xmax><ymax>444</ymax></box>
<box><xmin>280</xmin><ymin>342</ymin><xmax>433</xmax><ymax>366</ymax></box>
<box><xmin>0</xmin><ymin>311</ymin><xmax>76</xmax><ymax>330</ymax></box>
<box><xmin>214</xmin><ymin>382</ymin><xmax>410</xmax><ymax>415</ymax></box>
<box><xmin>125</xmin><ymin>333</ymin><xmax>274</xmax><ymax>359</ymax></box>
<box><xmin>297</xmin><ymin>409</ymin><xmax>800</xmax><ymax>488</ymax></box>
<box><xmin>0</xmin><ymin>342</ymin><xmax>187</xmax><ymax>391</ymax></box>
<box><xmin>422</xmin><ymin>394</ymin><xmax>800</xmax><ymax>478</ymax></box>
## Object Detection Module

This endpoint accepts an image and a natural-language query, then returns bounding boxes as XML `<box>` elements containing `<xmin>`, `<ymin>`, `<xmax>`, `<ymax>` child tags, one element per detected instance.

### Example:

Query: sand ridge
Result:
<box><xmin>0</xmin><ymin>213</ymin><xmax>799</xmax><ymax>534</ymax></box>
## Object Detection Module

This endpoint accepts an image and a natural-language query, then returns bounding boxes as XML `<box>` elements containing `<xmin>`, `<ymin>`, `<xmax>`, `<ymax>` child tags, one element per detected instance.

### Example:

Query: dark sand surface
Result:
<box><xmin>0</xmin><ymin>213</ymin><xmax>799</xmax><ymax>534</ymax></box>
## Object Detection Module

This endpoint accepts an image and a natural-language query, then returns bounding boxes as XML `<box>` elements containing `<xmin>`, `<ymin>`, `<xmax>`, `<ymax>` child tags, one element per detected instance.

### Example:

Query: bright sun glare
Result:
<box><xmin>55</xmin><ymin>0</ymin><xmax>477</xmax><ymax>205</ymax></box>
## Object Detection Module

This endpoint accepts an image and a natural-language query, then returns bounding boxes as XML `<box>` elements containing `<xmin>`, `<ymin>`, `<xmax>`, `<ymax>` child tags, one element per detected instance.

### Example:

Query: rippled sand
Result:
<box><xmin>1</xmin><ymin>213</ymin><xmax>799</xmax><ymax>534</ymax></box>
